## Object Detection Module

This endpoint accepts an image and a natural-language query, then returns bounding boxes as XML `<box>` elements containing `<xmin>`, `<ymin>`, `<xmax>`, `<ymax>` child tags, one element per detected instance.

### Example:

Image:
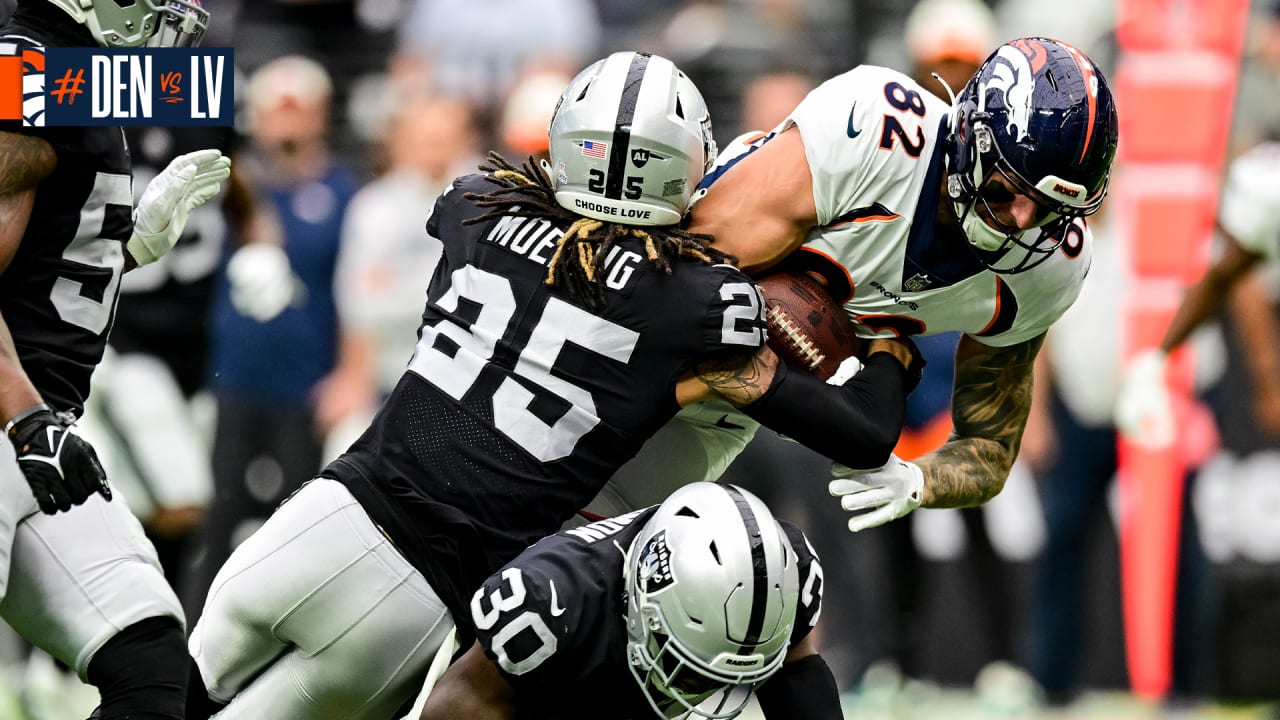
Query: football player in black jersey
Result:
<box><xmin>188</xmin><ymin>52</ymin><xmax>918</xmax><ymax>720</ymax></box>
<box><xmin>424</xmin><ymin>482</ymin><xmax>838</xmax><ymax>720</ymax></box>
<box><xmin>0</xmin><ymin>1</ymin><xmax>229</xmax><ymax>719</ymax></box>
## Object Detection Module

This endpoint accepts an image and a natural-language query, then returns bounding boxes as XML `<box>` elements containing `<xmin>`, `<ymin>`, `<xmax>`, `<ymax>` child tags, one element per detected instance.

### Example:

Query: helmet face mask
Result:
<box><xmin>46</xmin><ymin>0</ymin><xmax>210</xmax><ymax>48</ymax></box>
<box><xmin>549</xmin><ymin>51</ymin><xmax>716</xmax><ymax>227</ymax></box>
<box><xmin>623</xmin><ymin>483</ymin><xmax>799</xmax><ymax>720</ymax></box>
<box><xmin>945</xmin><ymin>37</ymin><xmax>1118</xmax><ymax>274</ymax></box>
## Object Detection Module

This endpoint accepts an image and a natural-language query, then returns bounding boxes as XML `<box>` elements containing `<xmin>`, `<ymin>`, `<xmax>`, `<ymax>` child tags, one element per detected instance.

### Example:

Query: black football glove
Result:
<box><xmin>7</xmin><ymin>407</ymin><xmax>111</xmax><ymax>514</ymax></box>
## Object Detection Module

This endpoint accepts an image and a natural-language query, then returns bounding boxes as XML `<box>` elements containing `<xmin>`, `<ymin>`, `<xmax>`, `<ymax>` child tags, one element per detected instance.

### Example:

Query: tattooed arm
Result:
<box><xmin>914</xmin><ymin>332</ymin><xmax>1044</xmax><ymax>507</ymax></box>
<box><xmin>0</xmin><ymin>130</ymin><xmax>56</xmax><ymax>421</ymax></box>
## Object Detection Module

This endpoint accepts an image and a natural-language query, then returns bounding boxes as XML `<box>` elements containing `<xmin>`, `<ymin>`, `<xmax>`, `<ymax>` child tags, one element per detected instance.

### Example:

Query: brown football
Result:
<box><xmin>757</xmin><ymin>269</ymin><xmax>864</xmax><ymax>380</ymax></box>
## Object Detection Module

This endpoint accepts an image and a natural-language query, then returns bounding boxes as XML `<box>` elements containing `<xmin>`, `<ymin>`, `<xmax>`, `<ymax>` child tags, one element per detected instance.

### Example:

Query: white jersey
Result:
<box><xmin>720</xmin><ymin>65</ymin><xmax>1094</xmax><ymax>348</ymax></box>
<box><xmin>1218</xmin><ymin>141</ymin><xmax>1280</xmax><ymax>262</ymax></box>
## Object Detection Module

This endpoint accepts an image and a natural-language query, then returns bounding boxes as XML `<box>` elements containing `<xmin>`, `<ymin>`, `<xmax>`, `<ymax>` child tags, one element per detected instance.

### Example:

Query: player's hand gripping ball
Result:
<box><xmin>757</xmin><ymin>269</ymin><xmax>864</xmax><ymax>381</ymax></box>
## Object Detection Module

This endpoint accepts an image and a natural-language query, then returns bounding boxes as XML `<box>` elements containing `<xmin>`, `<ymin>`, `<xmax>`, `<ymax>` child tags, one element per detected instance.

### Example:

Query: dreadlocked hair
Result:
<box><xmin>462</xmin><ymin>151</ymin><xmax>734</xmax><ymax>310</ymax></box>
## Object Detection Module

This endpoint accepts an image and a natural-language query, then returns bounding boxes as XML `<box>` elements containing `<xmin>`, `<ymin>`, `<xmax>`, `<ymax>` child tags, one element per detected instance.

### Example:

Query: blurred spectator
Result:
<box><xmin>655</xmin><ymin>0</ymin><xmax>852</xmax><ymax>148</ymax></box>
<box><xmin>736</xmin><ymin>69</ymin><xmax>814</xmax><ymax>137</ymax></box>
<box><xmin>390</xmin><ymin>0</ymin><xmax>600</xmax><ymax>143</ymax></box>
<box><xmin>1224</xmin><ymin>0</ymin><xmax>1280</xmax><ymax>157</ymax></box>
<box><xmin>184</xmin><ymin>55</ymin><xmax>359</xmax><ymax>624</ymax></box>
<box><xmin>498</xmin><ymin>69</ymin><xmax>572</xmax><ymax>161</ymax></box>
<box><xmin>322</xmin><ymin>94</ymin><xmax>482</xmax><ymax>459</ymax></box>
<box><xmin>904</xmin><ymin>0</ymin><xmax>999</xmax><ymax>99</ymax></box>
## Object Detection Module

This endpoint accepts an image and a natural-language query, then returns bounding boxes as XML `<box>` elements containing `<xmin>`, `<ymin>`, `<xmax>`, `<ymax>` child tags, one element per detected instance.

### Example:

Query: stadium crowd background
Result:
<box><xmin>2</xmin><ymin>0</ymin><xmax>1280</xmax><ymax>718</ymax></box>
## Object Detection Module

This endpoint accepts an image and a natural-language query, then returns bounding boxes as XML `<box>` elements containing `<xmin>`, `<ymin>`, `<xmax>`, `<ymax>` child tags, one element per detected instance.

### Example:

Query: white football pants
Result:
<box><xmin>0</xmin><ymin>438</ymin><xmax>183</xmax><ymax>678</ymax></box>
<box><xmin>576</xmin><ymin>400</ymin><xmax>759</xmax><ymax>523</ymax></box>
<box><xmin>191</xmin><ymin>478</ymin><xmax>454</xmax><ymax>720</ymax></box>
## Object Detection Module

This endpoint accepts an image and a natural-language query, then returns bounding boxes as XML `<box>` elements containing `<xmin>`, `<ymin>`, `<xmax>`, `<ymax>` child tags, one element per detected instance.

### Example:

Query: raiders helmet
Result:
<box><xmin>549</xmin><ymin>51</ymin><xmax>716</xmax><ymax>227</ymax></box>
<box><xmin>624</xmin><ymin>482</ymin><xmax>799</xmax><ymax>719</ymax></box>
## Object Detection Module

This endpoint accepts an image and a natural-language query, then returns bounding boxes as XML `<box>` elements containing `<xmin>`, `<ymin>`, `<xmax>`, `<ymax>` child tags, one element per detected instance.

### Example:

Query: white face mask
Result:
<box><xmin>955</xmin><ymin>199</ymin><xmax>1022</xmax><ymax>252</ymax></box>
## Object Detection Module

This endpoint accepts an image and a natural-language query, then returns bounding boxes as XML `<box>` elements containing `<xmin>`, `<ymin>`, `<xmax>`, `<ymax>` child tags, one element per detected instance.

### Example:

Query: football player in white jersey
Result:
<box><xmin>595</xmin><ymin>37</ymin><xmax>1120</xmax><ymax>532</ymax></box>
<box><xmin>1117</xmin><ymin>140</ymin><xmax>1280</xmax><ymax>446</ymax></box>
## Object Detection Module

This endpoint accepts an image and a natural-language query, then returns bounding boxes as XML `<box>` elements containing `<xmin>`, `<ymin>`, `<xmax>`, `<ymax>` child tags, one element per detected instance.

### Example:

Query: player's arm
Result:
<box><xmin>755</xmin><ymin>636</ymin><xmax>842</xmax><ymax>720</ymax></box>
<box><xmin>913</xmin><ymin>332</ymin><xmax>1044</xmax><ymax>507</ymax></box>
<box><xmin>0</xmin><ymin>130</ymin><xmax>57</xmax><ymax>420</ymax></box>
<box><xmin>1158</xmin><ymin>224</ymin><xmax>1263</xmax><ymax>353</ymax></box>
<box><xmin>1227</xmin><ymin>272</ymin><xmax>1280</xmax><ymax>436</ymax></box>
<box><xmin>688</xmin><ymin>127</ymin><xmax>817</xmax><ymax>274</ymax></box>
<box><xmin>676</xmin><ymin>338</ymin><xmax>917</xmax><ymax>470</ymax></box>
<box><xmin>420</xmin><ymin>642</ymin><xmax>516</xmax><ymax>720</ymax></box>
<box><xmin>0</xmin><ymin>130</ymin><xmax>109</xmax><ymax>513</ymax></box>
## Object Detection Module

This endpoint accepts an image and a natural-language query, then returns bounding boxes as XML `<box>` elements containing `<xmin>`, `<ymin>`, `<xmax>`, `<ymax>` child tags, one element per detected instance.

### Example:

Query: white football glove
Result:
<box><xmin>1115</xmin><ymin>349</ymin><xmax>1175</xmax><ymax>449</ymax></box>
<box><xmin>227</xmin><ymin>243</ymin><xmax>296</xmax><ymax>322</ymax></box>
<box><xmin>127</xmin><ymin>148</ymin><xmax>232</xmax><ymax>267</ymax></box>
<box><xmin>829</xmin><ymin>454</ymin><xmax>924</xmax><ymax>532</ymax></box>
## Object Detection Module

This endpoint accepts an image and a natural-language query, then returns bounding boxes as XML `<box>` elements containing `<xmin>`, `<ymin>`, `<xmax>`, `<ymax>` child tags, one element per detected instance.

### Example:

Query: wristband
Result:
<box><xmin>5</xmin><ymin>402</ymin><xmax>50</xmax><ymax>438</ymax></box>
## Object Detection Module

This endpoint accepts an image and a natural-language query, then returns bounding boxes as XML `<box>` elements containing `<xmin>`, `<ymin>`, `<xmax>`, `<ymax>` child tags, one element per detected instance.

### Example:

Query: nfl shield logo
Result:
<box><xmin>904</xmin><ymin>274</ymin><xmax>931</xmax><ymax>292</ymax></box>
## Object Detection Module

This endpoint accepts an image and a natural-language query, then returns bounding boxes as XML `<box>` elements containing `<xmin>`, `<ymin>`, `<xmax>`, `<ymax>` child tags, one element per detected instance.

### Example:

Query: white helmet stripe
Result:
<box><xmin>604</xmin><ymin>52</ymin><xmax>650</xmax><ymax>200</ymax></box>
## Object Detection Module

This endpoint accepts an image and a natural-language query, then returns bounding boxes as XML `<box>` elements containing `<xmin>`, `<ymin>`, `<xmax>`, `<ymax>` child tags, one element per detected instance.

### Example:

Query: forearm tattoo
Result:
<box><xmin>0</xmin><ymin>131</ymin><xmax>55</xmax><ymax>242</ymax></box>
<box><xmin>694</xmin><ymin>349</ymin><xmax>778</xmax><ymax>407</ymax></box>
<box><xmin>916</xmin><ymin>334</ymin><xmax>1044</xmax><ymax>508</ymax></box>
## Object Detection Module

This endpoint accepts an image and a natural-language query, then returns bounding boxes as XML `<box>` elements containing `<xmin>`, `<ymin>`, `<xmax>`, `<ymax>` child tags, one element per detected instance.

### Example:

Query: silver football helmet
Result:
<box><xmin>624</xmin><ymin>482</ymin><xmax>799</xmax><ymax>719</ymax></box>
<box><xmin>46</xmin><ymin>0</ymin><xmax>210</xmax><ymax>48</ymax></box>
<box><xmin>549</xmin><ymin>51</ymin><xmax>716</xmax><ymax>227</ymax></box>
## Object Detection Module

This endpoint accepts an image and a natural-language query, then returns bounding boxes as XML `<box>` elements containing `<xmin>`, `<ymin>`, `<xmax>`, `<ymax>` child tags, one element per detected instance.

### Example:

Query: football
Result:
<box><xmin>757</xmin><ymin>268</ymin><xmax>864</xmax><ymax>381</ymax></box>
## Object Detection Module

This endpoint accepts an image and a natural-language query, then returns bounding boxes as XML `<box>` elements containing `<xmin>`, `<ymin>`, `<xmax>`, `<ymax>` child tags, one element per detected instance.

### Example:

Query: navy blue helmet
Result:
<box><xmin>945</xmin><ymin>37</ymin><xmax>1119</xmax><ymax>273</ymax></box>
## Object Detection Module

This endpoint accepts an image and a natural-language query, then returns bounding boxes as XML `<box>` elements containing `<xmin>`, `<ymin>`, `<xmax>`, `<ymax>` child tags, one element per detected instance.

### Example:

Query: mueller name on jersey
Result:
<box><xmin>483</xmin><ymin>214</ymin><xmax>646</xmax><ymax>292</ymax></box>
<box><xmin>4</xmin><ymin>47</ymin><xmax>233</xmax><ymax>127</ymax></box>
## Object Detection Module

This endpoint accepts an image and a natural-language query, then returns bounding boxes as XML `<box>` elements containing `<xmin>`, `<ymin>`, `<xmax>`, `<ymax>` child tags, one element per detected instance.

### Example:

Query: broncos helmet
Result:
<box><xmin>46</xmin><ymin>0</ymin><xmax>210</xmax><ymax>48</ymax></box>
<box><xmin>549</xmin><ymin>51</ymin><xmax>716</xmax><ymax>227</ymax></box>
<box><xmin>945</xmin><ymin>37</ymin><xmax>1119</xmax><ymax>273</ymax></box>
<box><xmin>624</xmin><ymin>482</ymin><xmax>799</xmax><ymax>719</ymax></box>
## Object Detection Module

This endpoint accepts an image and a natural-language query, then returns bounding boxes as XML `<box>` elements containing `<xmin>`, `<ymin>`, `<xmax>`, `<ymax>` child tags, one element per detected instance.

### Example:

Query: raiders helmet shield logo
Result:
<box><xmin>636</xmin><ymin>530</ymin><xmax>675</xmax><ymax>593</ymax></box>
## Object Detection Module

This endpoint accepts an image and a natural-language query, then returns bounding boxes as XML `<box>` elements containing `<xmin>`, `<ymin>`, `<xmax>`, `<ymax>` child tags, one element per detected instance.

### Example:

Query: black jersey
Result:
<box><xmin>469</xmin><ymin>508</ymin><xmax>823</xmax><ymax>719</ymax></box>
<box><xmin>111</xmin><ymin>124</ymin><xmax>236</xmax><ymax>396</ymax></box>
<box><xmin>0</xmin><ymin>25</ymin><xmax>132</xmax><ymax>416</ymax></box>
<box><xmin>324</xmin><ymin>173</ymin><xmax>767</xmax><ymax>622</ymax></box>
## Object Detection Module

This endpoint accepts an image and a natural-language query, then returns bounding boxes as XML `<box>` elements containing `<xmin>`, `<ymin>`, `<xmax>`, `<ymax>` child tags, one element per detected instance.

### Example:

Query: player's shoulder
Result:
<box><xmin>0</xmin><ymin>22</ymin><xmax>49</xmax><ymax>51</ymax></box>
<box><xmin>796</xmin><ymin>64</ymin><xmax>948</xmax><ymax>123</ymax></box>
<box><xmin>777</xmin><ymin>518</ymin><xmax>824</xmax><ymax>642</ymax></box>
<box><xmin>472</xmin><ymin>517</ymin><xmax>639</xmax><ymax>678</ymax></box>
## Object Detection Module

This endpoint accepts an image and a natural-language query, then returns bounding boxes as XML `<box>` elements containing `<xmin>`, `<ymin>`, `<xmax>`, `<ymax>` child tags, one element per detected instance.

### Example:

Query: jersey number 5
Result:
<box><xmin>408</xmin><ymin>264</ymin><xmax>640</xmax><ymax>462</ymax></box>
<box><xmin>51</xmin><ymin>171</ymin><xmax>130</xmax><ymax>334</ymax></box>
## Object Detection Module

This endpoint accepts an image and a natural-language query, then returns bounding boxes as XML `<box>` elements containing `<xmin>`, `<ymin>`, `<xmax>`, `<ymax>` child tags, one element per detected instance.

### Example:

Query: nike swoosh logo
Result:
<box><xmin>846</xmin><ymin>102</ymin><xmax>861</xmax><ymax>138</ymax></box>
<box><xmin>549</xmin><ymin>579</ymin><xmax>566</xmax><ymax>617</ymax></box>
<box><xmin>715</xmin><ymin>415</ymin><xmax>745</xmax><ymax>430</ymax></box>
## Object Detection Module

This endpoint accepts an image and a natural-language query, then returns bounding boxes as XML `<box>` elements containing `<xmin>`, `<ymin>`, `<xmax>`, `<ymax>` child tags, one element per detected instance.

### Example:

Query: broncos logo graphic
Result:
<box><xmin>21</xmin><ymin>47</ymin><xmax>45</xmax><ymax>127</ymax></box>
<box><xmin>984</xmin><ymin>44</ymin><xmax>1037</xmax><ymax>143</ymax></box>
